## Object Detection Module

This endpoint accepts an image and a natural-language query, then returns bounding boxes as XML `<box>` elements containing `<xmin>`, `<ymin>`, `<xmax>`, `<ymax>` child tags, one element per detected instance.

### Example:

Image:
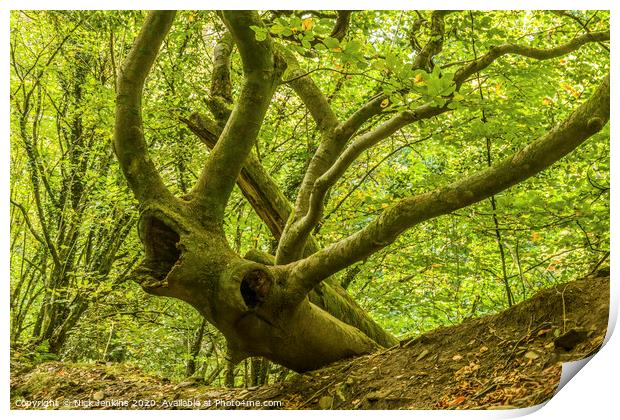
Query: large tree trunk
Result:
<box><xmin>134</xmin><ymin>206</ymin><xmax>381</xmax><ymax>372</ymax></box>
<box><xmin>184</xmin><ymin>114</ymin><xmax>397</xmax><ymax>349</ymax></box>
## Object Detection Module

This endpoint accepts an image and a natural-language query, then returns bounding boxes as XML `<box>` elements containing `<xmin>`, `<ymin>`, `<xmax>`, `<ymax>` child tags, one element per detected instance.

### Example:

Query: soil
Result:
<box><xmin>10</xmin><ymin>269</ymin><xmax>610</xmax><ymax>410</ymax></box>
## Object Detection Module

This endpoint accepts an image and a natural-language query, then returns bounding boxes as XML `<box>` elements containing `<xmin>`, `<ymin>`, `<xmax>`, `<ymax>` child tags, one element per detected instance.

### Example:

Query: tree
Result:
<box><xmin>10</xmin><ymin>11</ymin><xmax>137</xmax><ymax>353</ymax></box>
<box><xmin>112</xmin><ymin>10</ymin><xmax>609</xmax><ymax>372</ymax></box>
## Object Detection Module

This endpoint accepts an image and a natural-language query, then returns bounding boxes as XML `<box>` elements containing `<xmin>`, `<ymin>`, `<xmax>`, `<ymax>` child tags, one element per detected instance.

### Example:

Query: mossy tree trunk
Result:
<box><xmin>113</xmin><ymin>11</ymin><xmax>609</xmax><ymax>372</ymax></box>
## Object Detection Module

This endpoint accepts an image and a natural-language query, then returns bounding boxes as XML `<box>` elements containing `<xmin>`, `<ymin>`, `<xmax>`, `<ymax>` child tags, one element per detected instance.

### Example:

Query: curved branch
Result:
<box><xmin>10</xmin><ymin>199</ymin><xmax>46</xmax><ymax>246</ymax></box>
<box><xmin>338</xmin><ymin>11</ymin><xmax>452</xmax><ymax>138</ymax></box>
<box><xmin>340</xmin><ymin>25</ymin><xmax>608</xmax><ymax>142</ymax></box>
<box><xmin>553</xmin><ymin>11</ymin><xmax>610</xmax><ymax>52</ymax></box>
<box><xmin>337</xmin><ymin>93</ymin><xmax>385</xmax><ymax>140</ymax></box>
<box><xmin>329</xmin><ymin>11</ymin><xmax>353</xmax><ymax>41</ymax></box>
<box><xmin>208</xmin><ymin>31</ymin><xmax>234</xmax><ymax>123</ymax></box>
<box><xmin>113</xmin><ymin>11</ymin><xmax>176</xmax><ymax>204</ymax></box>
<box><xmin>454</xmin><ymin>30</ymin><xmax>609</xmax><ymax>87</ymax></box>
<box><xmin>279</xmin><ymin>48</ymin><xmax>339</xmax><ymax>134</ymax></box>
<box><xmin>284</xmin><ymin>104</ymin><xmax>446</xmax><ymax>258</ymax></box>
<box><xmin>191</xmin><ymin>11</ymin><xmax>278</xmax><ymax>223</ymax></box>
<box><xmin>411</xmin><ymin>10</ymin><xmax>452</xmax><ymax>71</ymax></box>
<box><xmin>288</xmin><ymin>74</ymin><xmax>609</xmax><ymax>298</ymax></box>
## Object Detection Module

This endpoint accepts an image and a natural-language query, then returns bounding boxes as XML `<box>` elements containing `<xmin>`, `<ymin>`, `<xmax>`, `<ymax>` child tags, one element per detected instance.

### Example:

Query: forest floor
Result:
<box><xmin>11</xmin><ymin>269</ymin><xmax>610</xmax><ymax>410</ymax></box>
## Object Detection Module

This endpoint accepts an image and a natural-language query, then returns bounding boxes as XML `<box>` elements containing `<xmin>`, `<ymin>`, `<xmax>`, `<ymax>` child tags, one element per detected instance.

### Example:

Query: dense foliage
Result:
<box><xmin>10</xmin><ymin>10</ymin><xmax>609</xmax><ymax>383</ymax></box>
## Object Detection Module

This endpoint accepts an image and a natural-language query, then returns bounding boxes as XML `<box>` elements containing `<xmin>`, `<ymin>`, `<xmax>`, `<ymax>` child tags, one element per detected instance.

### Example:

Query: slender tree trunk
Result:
<box><xmin>249</xmin><ymin>357</ymin><xmax>269</xmax><ymax>386</ymax></box>
<box><xmin>186</xmin><ymin>318</ymin><xmax>207</xmax><ymax>377</ymax></box>
<box><xmin>470</xmin><ymin>13</ymin><xmax>514</xmax><ymax>308</ymax></box>
<box><xmin>225</xmin><ymin>343</ymin><xmax>236</xmax><ymax>387</ymax></box>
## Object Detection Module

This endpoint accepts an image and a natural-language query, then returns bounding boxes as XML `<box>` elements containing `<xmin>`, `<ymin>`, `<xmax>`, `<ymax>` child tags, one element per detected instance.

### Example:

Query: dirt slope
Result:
<box><xmin>11</xmin><ymin>270</ymin><xmax>610</xmax><ymax>410</ymax></box>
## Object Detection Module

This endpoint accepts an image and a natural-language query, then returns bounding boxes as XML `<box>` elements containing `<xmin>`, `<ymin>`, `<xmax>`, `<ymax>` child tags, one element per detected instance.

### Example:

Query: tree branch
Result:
<box><xmin>183</xmin><ymin>113</ymin><xmax>290</xmax><ymax>238</ymax></box>
<box><xmin>337</xmin><ymin>93</ymin><xmax>385</xmax><ymax>140</ymax></box>
<box><xmin>454</xmin><ymin>30</ymin><xmax>609</xmax><ymax>87</ymax></box>
<box><xmin>288</xmin><ymin>74</ymin><xmax>609</xmax><ymax>298</ymax></box>
<box><xmin>283</xmin><ymin>104</ymin><xmax>446</xmax><ymax>261</ymax></box>
<box><xmin>274</xmin><ymin>102</ymin><xmax>350</xmax><ymax>263</ymax></box>
<box><xmin>412</xmin><ymin>10</ymin><xmax>452</xmax><ymax>71</ymax></box>
<box><xmin>553</xmin><ymin>11</ymin><xmax>610</xmax><ymax>52</ymax></box>
<box><xmin>190</xmin><ymin>11</ymin><xmax>278</xmax><ymax>223</ymax></box>
<box><xmin>338</xmin><ymin>11</ymin><xmax>452</xmax><ymax>138</ymax></box>
<box><xmin>113</xmin><ymin>11</ymin><xmax>176</xmax><ymax>204</ymax></box>
<box><xmin>10</xmin><ymin>199</ymin><xmax>46</xmax><ymax>247</ymax></box>
<box><xmin>279</xmin><ymin>48</ymin><xmax>339</xmax><ymax>134</ymax></box>
<box><xmin>329</xmin><ymin>11</ymin><xmax>353</xmax><ymax>41</ymax></box>
<box><xmin>207</xmin><ymin>31</ymin><xmax>234</xmax><ymax>124</ymax></box>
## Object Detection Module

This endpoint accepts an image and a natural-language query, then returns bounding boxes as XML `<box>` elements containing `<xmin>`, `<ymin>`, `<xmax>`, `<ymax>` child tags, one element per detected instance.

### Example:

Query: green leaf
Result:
<box><xmin>344</xmin><ymin>40</ymin><xmax>363</xmax><ymax>54</ymax></box>
<box><xmin>323</xmin><ymin>36</ymin><xmax>340</xmax><ymax>49</ymax></box>
<box><xmin>250</xmin><ymin>25</ymin><xmax>267</xmax><ymax>41</ymax></box>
